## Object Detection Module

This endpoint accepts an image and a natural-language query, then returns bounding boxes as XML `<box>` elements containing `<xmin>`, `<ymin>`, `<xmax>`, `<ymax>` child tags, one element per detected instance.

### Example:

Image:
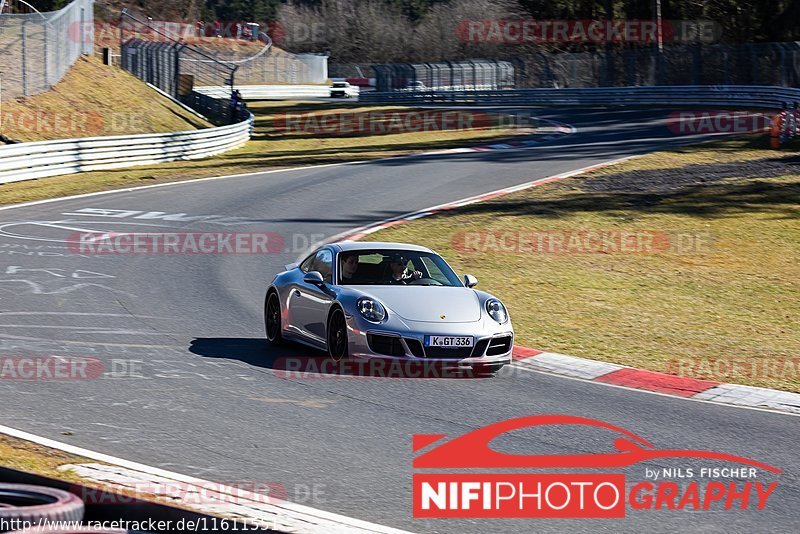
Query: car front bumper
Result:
<box><xmin>344</xmin><ymin>314</ymin><xmax>513</xmax><ymax>367</ymax></box>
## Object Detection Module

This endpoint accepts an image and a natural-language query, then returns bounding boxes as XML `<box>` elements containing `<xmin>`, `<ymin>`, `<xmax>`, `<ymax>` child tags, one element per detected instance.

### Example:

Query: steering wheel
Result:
<box><xmin>408</xmin><ymin>277</ymin><xmax>443</xmax><ymax>286</ymax></box>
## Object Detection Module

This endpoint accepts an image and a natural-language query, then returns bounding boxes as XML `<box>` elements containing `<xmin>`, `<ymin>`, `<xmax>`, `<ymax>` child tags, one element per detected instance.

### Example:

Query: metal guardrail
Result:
<box><xmin>0</xmin><ymin>110</ymin><xmax>253</xmax><ymax>184</ymax></box>
<box><xmin>359</xmin><ymin>85</ymin><xmax>800</xmax><ymax>109</ymax></box>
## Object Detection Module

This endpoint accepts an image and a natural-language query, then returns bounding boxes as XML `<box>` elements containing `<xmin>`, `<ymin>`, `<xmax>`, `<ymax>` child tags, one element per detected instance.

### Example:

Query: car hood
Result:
<box><xmin>357</xmin><ymin>286</ymin><xmax>481</xmax><ymax>323</ymax></box>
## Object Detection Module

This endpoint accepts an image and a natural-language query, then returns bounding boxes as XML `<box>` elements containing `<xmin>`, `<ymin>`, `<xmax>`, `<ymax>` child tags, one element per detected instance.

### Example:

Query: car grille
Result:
<box><xmin>366</xmin><ymin>334</ymin><xmax>510</xmax><ymax>359</ymax></box>
<box><xmin>486</xmin><ymin>335</ymin><xmax>513</xmax><ymax>356</ymax></box>
<box><xmin>367</xmin><ymin>333</ymin><xmax>405</xmax><ymax>357</ymax></box>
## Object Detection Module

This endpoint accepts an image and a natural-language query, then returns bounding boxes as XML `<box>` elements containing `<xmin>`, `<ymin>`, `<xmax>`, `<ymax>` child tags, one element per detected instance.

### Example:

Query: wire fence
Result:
<box><xmin>120</xmin><ymin>10</ymin><xmax>237</xmax><ymax>90</ymax></box>
<box><xmin>120</xmin><ymin>39</ymin><xmax>184</xmax><ymax>97</ymax></box>
<box><xmin>0</xmin><ymin>0</ymin><xmax>93</xmax><ymax>101</ymax></box>
<box><xmin>517</xmin><ymin>42</ymin><xmax>800</xmax><ymax>88</ymax></box>
<box><xmin>119</xmin><ymin>10</ymin><xmax>241</xmax><ymax>124</ymax></box>
<box><xmin>232</xmin><ymin>50</ymin><xmax>328</xmax><ymax>84</ymax></box>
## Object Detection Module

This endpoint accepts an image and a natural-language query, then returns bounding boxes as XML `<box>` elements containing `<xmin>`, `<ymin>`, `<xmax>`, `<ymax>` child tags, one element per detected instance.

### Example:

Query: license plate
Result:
<box><xmin>424</xmin><ymin>335</ymin><xmax>474</xmax><ymax>348</ymax></box>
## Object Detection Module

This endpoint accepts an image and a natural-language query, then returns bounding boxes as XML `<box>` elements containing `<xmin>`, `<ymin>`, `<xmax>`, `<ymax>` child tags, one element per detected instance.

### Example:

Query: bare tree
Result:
<box><xmin>277</xmin><ymin>0</ymin><xmax>522</xmax><ymax>63</ymax></box>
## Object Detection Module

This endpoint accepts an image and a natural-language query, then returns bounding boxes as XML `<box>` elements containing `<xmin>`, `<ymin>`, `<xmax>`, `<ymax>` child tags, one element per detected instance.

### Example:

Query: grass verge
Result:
<box><xmin>363</xmin><ymin>136</ymin><xmax>800</xmax><ymax>392</ymax></box>
<box><xmin>0</xmin><ymin>56</ymin><xmax>211</xmax><ymax>143</ymax></box>
<box><xmin>1</xmin><ymin>100</ymin><xmax>523</xmax><ymax>206</ymax></box>
<box><xmin>0</xmin><ymin>434</ymin><xmax>89</xmax><ymax>481</ymax></box>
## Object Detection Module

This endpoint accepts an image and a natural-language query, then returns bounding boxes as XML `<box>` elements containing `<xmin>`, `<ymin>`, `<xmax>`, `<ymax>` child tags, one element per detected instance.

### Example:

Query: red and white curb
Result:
<box><xmin>0</xmin><ymin>424</ymin><xmax>413</xmax><ymax>534</ymax></box>
<box><xmin>511</xmin><ymin>348</ymin><xmax>800</xmax><ymax>415</ymax></box>
<box><xmin>326</xmin><ymin>158</ymin><xmax>800</xmax><ymax>417</ymax></box>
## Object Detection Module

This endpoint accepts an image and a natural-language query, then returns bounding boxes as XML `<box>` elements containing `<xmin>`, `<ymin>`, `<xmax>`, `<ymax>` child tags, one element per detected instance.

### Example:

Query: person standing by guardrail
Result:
<box><xmin>230</xmin><ymin>89</ymin><xmax>243</xmax><ymax>124</ymax></box>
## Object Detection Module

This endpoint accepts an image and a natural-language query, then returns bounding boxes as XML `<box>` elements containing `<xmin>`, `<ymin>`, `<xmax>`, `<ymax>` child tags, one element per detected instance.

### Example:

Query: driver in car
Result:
<box><xmin>341</xmin><ymin>253</ymin><xmax>362</xmax><ymax>283</ymax></box>
<box><xmin>386</xmin><ymin>253</ymin><xmax>423</xmax><ymax>284</ymax></box>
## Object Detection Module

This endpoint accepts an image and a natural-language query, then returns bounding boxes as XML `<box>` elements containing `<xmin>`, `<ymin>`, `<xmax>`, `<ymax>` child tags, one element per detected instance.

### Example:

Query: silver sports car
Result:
<box><xmin>264</xmin><ymin>241</ymin><xmax>514</xmax><ymax>374</ymax></box>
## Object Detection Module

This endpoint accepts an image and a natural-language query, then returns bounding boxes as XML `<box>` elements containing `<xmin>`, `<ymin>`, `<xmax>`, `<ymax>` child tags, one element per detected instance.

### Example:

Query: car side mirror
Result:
<box><xmin>464</xmin><ymin>274</ymin><xmax>478</xmax><ymax>288</ymax></box>
<box><xmin>304</xmin><ymin>271</ymin><xmax>325</xmax><ymax>286</ymax></box>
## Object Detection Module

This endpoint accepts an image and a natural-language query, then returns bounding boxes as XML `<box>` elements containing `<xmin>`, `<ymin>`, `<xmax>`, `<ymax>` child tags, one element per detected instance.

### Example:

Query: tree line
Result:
<box><xmin>28</xmin><ymin>0</ymin><xmax>800</xmax><ymax>63</ymax></box>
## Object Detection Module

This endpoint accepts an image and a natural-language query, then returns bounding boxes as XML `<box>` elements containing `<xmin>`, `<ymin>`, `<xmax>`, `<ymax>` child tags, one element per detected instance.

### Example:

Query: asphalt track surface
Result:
<box><xmin>0</xmin><ymin>107</ymin><xmax>797</xmax><ymax>533</ymax></box>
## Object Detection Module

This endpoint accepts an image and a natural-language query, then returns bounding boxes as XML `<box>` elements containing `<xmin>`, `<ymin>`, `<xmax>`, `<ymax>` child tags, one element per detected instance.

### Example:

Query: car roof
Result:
<box><xmin>330</xmin><ymin>241</ymin><xmax>434</xmax><ymax>253</ymax></box>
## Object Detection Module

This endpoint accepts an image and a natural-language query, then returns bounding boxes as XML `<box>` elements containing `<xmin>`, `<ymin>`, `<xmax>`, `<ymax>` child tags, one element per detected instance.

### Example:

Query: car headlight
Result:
<box><xmin>486</xmin><ymin>299</ymin><xmax>508</xmax><ymax>324</ymax></box>
<box><xmin>357</xmin><ymin>297</ymin><xmax>386</xmax><ymax>323</ymax></box>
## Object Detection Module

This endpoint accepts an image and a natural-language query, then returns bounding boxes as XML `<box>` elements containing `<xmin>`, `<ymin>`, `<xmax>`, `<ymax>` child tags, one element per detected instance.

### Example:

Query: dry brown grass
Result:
<box><xmin>0</xmin><ymin>56</ymin><xmax>210</xmax><ymax>143</ymax></box>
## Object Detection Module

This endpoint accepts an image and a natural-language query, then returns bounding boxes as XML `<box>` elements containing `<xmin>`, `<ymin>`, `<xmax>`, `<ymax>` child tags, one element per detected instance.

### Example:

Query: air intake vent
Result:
<box><xmin>486</xmin><ymin>335</ymin><xmax>512</xmax><ymax>356</ymax></box>
<box><xmin>470</xmin><ymin>338</ymin><xmax>491</xmax><ymax>358</ymax></box>
<box><xmin>367</xmin><ymin>334</ymin><xmax>405</xmax><ymax>356</ymax></box>
<box><xmin>405</xmin><ymin>338</ymin><xmax>425</xmax><ymax>357</ymax></box>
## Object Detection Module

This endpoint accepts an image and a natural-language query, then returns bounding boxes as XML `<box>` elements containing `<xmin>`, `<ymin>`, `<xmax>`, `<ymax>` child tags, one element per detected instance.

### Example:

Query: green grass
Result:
<box><xmin>1</xmin><ymin>99</ymin><xmax>523</xmax><ymax>206</ymax></box>
<box><xmin>363</xmin><ymin>137</ymin><xmax>800</xmax><ymax>392</ymax></box>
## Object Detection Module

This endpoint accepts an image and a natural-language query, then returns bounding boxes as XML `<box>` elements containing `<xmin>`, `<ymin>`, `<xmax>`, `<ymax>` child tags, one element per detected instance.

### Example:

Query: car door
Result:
<box><xmin>289</xmin><ymin>248</ymin><xmax>335</xmax><ymax>343</ymax></box>
<box><xmin>283</xmin><ymin>252</ymin><xmax>315</xmax><ymax>338</ymax></box>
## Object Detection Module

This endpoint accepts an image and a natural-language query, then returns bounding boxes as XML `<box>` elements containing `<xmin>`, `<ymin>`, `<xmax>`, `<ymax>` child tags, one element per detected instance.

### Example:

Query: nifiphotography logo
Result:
<box><xmin>412</xmin><ymin>415</ymin><xmax>781</xmax><ymax>518</ymax></box>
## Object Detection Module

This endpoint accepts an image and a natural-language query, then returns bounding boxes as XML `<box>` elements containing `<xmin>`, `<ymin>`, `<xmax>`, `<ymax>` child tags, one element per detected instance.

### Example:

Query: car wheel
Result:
<box><xmin>264</xmin><ymin>291</ymin><xmax>283</xmax><ymax>345</ymax></box>
<box><xmin>327</xmin><ymin>307</ymin><xmax>348</xmax><ymax>362</ymax></box>
<box><xmin>0</xmin><ymin>484</ymin><xmax>85</xmax><ymax>525</ymax></box>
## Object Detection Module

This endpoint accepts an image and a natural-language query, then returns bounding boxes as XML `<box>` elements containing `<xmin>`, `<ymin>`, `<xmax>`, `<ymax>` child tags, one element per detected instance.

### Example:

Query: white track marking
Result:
<box><xmin>515</xmin><ymin>352</ymin><xmax>625</xmax><ymax>380</ymax></box>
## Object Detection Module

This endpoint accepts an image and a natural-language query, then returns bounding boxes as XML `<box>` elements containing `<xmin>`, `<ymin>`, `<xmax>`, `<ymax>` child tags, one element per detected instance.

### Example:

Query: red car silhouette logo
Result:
<box><xmin>413</xmin><ymin>414</ymin><xmax>781</xmax><ymax>472</ymax></box>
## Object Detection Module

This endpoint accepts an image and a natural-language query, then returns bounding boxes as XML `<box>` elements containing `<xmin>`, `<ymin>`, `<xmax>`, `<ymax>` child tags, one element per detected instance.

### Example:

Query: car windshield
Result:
<box><xmin>338</xmin><ymin>249</ymin><xmax>463</xmax><ymax>286</ymax></box>
<box><xmin>332</xmin><ymin>82</ymin><xmax>348</xmax><ymax>87</ymax></box>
